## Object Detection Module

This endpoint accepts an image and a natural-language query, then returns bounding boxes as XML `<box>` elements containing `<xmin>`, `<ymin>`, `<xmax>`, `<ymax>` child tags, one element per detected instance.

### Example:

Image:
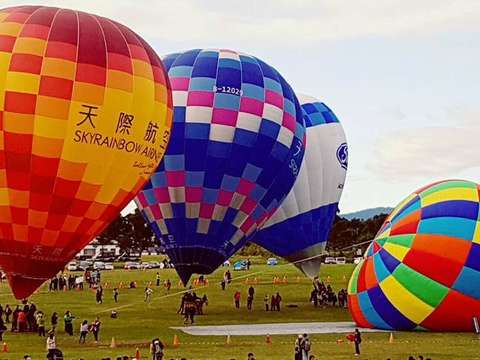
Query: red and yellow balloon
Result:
<box><xmin>0</xmin><ymin>6</ymin><xmax>172</xmax><ymax>298</ymax></box>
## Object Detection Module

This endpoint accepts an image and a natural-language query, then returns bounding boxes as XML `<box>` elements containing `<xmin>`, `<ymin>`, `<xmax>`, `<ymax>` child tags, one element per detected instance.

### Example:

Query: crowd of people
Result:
<box><xmin>48</xmin><ymin>269</ymin><xmax>103</xmax><ymax>292</ymax></box>
<box><xmin>177</xmin><ymin>291</ymin><xmax>209</xmax><ymax>324</ymax></box>
<box><xmin>309</xmin><ymin>278</ymin><xmax>347</xmax><ymax>308</ymax></box>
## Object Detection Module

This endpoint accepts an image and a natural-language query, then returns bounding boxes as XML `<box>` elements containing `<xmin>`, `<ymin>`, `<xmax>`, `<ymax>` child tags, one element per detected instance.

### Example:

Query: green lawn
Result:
<box><xmin>0</xmin><ymin>257</ymin><xmax>477</xmax><ymax>359</ymax></box>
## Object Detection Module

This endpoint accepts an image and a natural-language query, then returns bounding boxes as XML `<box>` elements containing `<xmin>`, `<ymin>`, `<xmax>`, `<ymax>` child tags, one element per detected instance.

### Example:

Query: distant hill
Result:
<box><xmin>341</xmin><ymin>207</ymin><xmax>393</xmax><ymax>220</ymax></box>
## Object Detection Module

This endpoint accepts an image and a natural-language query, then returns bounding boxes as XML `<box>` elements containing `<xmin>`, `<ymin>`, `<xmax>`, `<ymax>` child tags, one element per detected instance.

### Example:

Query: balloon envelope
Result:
<box><xmin>135</xmin><ymin>49</ymin><xmax>305</xmax><ymax>284</ymax></box>
<box><xmin>348</xmin><ymin>180</ymin><xmax>480</xmax><ymax>331</ymax></box>
<box><xmin>0</xmin><ymin>6</ymin><xmax>172</xmax><ymax>298</ymax></box>
<box><xmin>254</xmin><ymin>96</ymin><xmax>348</xmax><ymax>278</ymax></box>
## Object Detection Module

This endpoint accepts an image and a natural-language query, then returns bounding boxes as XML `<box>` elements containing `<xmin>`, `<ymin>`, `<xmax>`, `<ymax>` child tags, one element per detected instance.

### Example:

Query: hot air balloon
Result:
<box><xmin>253</xmin><ymin>95</ymin><xmax>348</xmax><ymax>278</ymax></box>
<box><xmin>0</xmin><ymin>6</ymin><xmax>173</xmax><ymax>299</ymax></box>
<box><xmin>348</xmin><ymin>180</ymin><xmax>480</xmax><ymax>331</ymax></box>
<box><xmin>135</xmin><ymin>49</ymin><xmax>305</xmax><ymax>284</ymax></box>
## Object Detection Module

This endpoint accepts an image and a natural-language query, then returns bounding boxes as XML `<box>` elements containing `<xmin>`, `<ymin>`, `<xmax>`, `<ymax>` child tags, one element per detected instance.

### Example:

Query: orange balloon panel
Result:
<box><xmin>0</xmin><ymin>6</ymin><xmax>173</xmax><ymax>299</ymax></box>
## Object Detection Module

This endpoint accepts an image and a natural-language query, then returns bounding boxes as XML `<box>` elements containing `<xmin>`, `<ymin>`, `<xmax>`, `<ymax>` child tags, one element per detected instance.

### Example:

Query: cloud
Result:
<box><xmin>370</xmin><ymin>109</ymin><xmax>480</xmax><ymax>181</ymax></box>
<box><xmin>1</xmin><ymin>0</ymin><xmax>479</xmax><ymax>48</ymax></box>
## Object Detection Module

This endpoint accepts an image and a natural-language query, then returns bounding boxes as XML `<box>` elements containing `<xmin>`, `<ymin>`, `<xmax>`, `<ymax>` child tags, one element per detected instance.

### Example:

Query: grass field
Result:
<box><xmin>0</xmin><ymin>256</ymin><xmax>478</xmax><ymax>359</ymax></box>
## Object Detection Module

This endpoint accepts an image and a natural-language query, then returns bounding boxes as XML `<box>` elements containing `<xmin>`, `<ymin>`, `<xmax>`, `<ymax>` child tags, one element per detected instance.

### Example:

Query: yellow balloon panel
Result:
<box><xmin>0</xmin><ymin>5</ymin><xmax>172</xmax><ymax>299</ymax></box>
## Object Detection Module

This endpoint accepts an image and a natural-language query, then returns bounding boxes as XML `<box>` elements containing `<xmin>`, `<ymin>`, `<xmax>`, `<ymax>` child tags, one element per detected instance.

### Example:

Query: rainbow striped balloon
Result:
<box><xmin>348</xmin><ymin>180</ymin><xmax>480</xmax><ymax>331</ymax></box>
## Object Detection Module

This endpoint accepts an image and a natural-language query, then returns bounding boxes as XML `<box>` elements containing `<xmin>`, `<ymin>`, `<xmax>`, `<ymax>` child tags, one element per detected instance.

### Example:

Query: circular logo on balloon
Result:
<box><xmin>336</xmin><ymin>143</ymin><xmax>348</xmax><ymax>170</ymax></box>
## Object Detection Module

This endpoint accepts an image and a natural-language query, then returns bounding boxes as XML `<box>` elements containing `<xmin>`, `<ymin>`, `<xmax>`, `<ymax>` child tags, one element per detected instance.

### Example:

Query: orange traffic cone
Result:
<box><xmin>110</xmin><ymin>337</ymin><xmax>116</xmax><ymax>348</ymax></box>
<box><xmin>283</xmin><ymin>276</ymin><xmax>288</xmax><ymax>284</ymax></box>
<box><xmin>254</xmin><ymin>277</ymin><xmax>258</xmax><ymax>284</ymax></box>
<box><xmin>266</xmin><ymin>334</ymin><xmax>272</xmax><ymax>345</ymax></box>
<box><xmin>173</xmin><ymin>334</ymin><xmax>180</xmax><ymax>348</ymax></box>
<box><xmin>2</xmin><ymin>342</ymin><xmax>7</xmax><ymax>352</ymax></box>
<box><xmin>63</xmin><ymin>285</ymin><xmax>67</xmax><ymax>292</ymax></box>
<box><xmin>226</xmin><ymin>334</ymin><xmax>231</xmax><ymax>345</ymax></box>
<box><xmin>389</xmin><ymin>332</ymin><xmax>394</xmax><ymax>343</ymax></box>
<box><xmin>134</xmin><ymin>347</ymin><xmax>141</xmax><ymax>359</ymax></box>
<box><xmin>245</xmin><ymin>277</ymin><xmax>249</xmax><ymax>285</ymax></box>
<box><xmin>296</xmin><ymin>276</ymin><xmax>300</xmax><ymax>283</ymax></box>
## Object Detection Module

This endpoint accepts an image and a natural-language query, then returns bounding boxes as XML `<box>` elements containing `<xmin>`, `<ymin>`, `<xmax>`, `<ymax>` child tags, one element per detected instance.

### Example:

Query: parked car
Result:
<box><xmin>124</xmin><ymin>262</ymin><xmax>141</xmax><ymax>270</ymax></box>
<box><xmin>353</xmin><ymin>257</ymin><xmax>363</xmax><ymax>265</ymax></box>
<box><xmin>93</xmin><ymin>261</ymin><xmax>106</xmax><ymax>270</ymax></box>
<box><xmin>267</xmin><ymin>257</ymin><xmax>278</xmax><ymax>266</ymax></box>
<box><xmin>335</xmin><ymin>257</ymin><xmax>346</xmax><ymax>265</ymax></box>
<box><xmin>324</xmin><ymin>257</ymin><xmax>336</xmax><ymax>264</ymax></box>
<box><xmin>233</xmin><ymin>260</ymin><xmax>248</xmax><ymax>271</ymax></box>
<box><xmin>78</xmin><ymin>260</ymin><xmax>93</xmax><ymax>271</ymax></box>
<box><xmin>66</xmin><ymin>262</ymin><xmax>78</xmax><ymax>271</ymax></box>
<box><xmin>104</xmin><ymin>263</ymin><xmax>114</xmax><ymax>270</ymax></box>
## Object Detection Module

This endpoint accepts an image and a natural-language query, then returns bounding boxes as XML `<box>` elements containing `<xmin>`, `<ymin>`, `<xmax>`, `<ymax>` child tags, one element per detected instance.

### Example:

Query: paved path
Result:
<box><xmin>172</xmin><ymin>322</ymin><xmax>386</xmax><ymax>336</ymax></box>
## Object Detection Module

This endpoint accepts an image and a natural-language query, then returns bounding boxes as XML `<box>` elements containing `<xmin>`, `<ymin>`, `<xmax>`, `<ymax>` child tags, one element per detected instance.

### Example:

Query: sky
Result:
<box><xmin>4</xmin><ymin>0</ymin><xmax>479</xmax><ymax>213</ymax></box>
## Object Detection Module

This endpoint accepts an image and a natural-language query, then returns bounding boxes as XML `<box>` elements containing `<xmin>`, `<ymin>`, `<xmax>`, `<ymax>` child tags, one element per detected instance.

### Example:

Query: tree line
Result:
<box><xmin>97</xmin><ymin>209</ymin><xmax>389</xmax><ymax>257</ymax></box>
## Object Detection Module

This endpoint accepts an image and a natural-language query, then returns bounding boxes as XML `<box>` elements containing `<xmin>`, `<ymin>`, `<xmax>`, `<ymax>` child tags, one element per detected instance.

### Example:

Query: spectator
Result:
<box><xmin>51</xmin><ymin>312</ymin><xmax>58</xmax><ymax>332</ymax></box>
<box><xmin>294</xmin><ymin>335</ymin><xmax>303</xmax><ymax>360</ymax></box>
<box><xmin>17</xmin><ymin>309</ymin><xmax>26</xmax><ymax>332</ymax></box>
<box><xmin>4</xmin><ymin>304</ymin><xmax>11</xmax><ymax>323</ymax></box>
<box><xmin>11</xmin><ymin>305</ymin><xmax>19</xmax><ymax>332</ymax></box>
<box><xmin>64</xmin><ymin>311</ymin><xmax>74</xmax><ymax>336</ymax></box>
<box><xmin>96</xmin><ymin>286</ymin><xmax>103</xmax><ymax>304</ymax></box>
<box><xmin>145</xmin><ymin>286</ymin><xmax>153</xmax><ymax>302</ymax></box>
<box><xmin>275</xmin><ymin>292</ymin><xmax>282</xmax><ymax>311</ymax></box>
<box><xmin>234</xmin><ymin>291</ymin><xmax>241</xmax><ymax>309</ymax></box>
<box><xmin>91</xmin><ymin>317</ymin><xmax>101</xmax><ymax>343</ymax></box>
<box><xmin>301</xmin><ymin>333</ymin><xmax>311</xmax><ymax>360</ymax></box>
<box><xmin>150</xmin><ymin>337</ymin><xmax>164</xmax><ymax>360</ymax></box>
<box><xmin>36</xmin><ymin>311</ymin><xmax>46</xmax><ymax>337</ymax></box>
<box><xmin>0</xmin><ymin>315</ymin><xmax>5</xmax><ymax>341</ymax></box>
<box><xmin>46</xmin><ymin>331</ymin><xmax>56</xmax><ymax>357</ymax></box>
<box><xmin>264</xmin><ymin>295</ymin><xmax>269</xmax><ymax>311</ymax></box>
<box><xmin>270</xmin><ymin>294</ymin><xmax>276</xmax><ymax>311</ymax></box>
<box><xmin>79</xmin><ymin>320</ymin><xmax>89</xmax><ymax>343</ymax></box>
<box><xmin>353</xmin><ymin>328</ymin><xmax>362</xmax><ymax>356</ymax></box>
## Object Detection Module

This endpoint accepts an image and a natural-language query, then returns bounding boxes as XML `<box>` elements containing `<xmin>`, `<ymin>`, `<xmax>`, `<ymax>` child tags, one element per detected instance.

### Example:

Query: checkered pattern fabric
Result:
<box><xmin>254</xmin><ymin>98</ymin><xmax>347</xmax><ymax>278</ymax></box>
<box><xmin>348</xmin><ymin>180</ymin><xmax>480</xmax><ymax>331</ymax></box>
<box><xmin>135</xmin><ymin>49</ymin><xmax>305</xmax><ymax>283</ymax></box>
<box><xmin>0</xmin><ymin>6</ymin><xmax>173</xmax><ymax>299</ymax></box>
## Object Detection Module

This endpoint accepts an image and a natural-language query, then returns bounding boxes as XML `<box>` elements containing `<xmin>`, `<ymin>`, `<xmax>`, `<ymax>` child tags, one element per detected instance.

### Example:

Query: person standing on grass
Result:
<box><xmin>0</xmin><ymin>316</ymin><xmax>6</xmax><ymax>341</ymax></box>
<box><xmin>91</xmin><ymin>317</ymin><xmax>101</xmax><ymax>343</ymax></box>
<box><xmin>156</xmin><ymin>272</ymin><xmax>161</xmax><ymax>287</ymax></box>
<box><xmin>64</xmin><ymin>310</ymin><xmax>74</xmax><ymax>336</ymax></box>
<box><xmin>294</xmin><ymin>335</ymin><xmax>303</xmax><ymax>360</ymax></box>
<box><xmin>36</xmin><ymin>311</ymin><xmax>46</xmax><ymax>337</ymax></box>
<box><xmin>17</xmin><ymin>309</ymin><xmax>26</xmax><ymax>332</ymax></box>
<box><xmin>50</xmin><ymin>312</ymin><xmax>58</xmax><ymax>332</ymax></box>
<box><xmin>234</xmin><ymin>291</ymin><xmax>241</xmax><ymax>309</ymax></box>
<box><xmin>353</xmin><ymin>328</ymin><xmax>362</xmax><ymax>356</ymax></box>
<box><xmin>46</xmin><ymin>331</ymin><xmax>56</xmax><ymax>357</ymax></box>
<box><xmin>11</xmin><ymin>305</ymin><xmax>19</xmax><ymax>332</ymax></box>
<box><xmin>150</xmin><ymin>337</ymin><xmax>164</xmax><ymax>360</ymax></box>
<box><xmin>166</xmin><ymin>279</ymin><xmax>171</xmax><ymax>292</ymax></box>
<box><xmin>301</xmin><ymin>333</ymin><xmax>311</xmax><ymax>360</ymax></box>
<box><xmin>4</xmin><ymin>304</ymin><xmax>11</xmax><ymax>323</ymax></box>
<box><xmin>145</xmin><ymin>286</ymin><xmax>153</xmax><ymax>302</ymax></box>
<box><xmin>96</xmin><ymin>285</ymin><xmax>103</xmax><ymax>304</ymax></box>
<box><xmin>221</xmin><ymin>279</ymin><xmax>226</xmax><ymax>291</ymax></box>
<box><xmin>270</xmin><ymin>294</ymin><xmax>276</xmax><ymax>311</ymax></box>
<box><xmin>275</xmin><ymin>292</ymin><xmax>282</xmax><ymax>311</ymax></box>
<box><xmin>79</xmin><ymin>320</ymin><xmax>89</xmax><ymax>343</ymax></box>
<box><xmin>264</xmin><ymin>295</ymin><xmax>269</xmax><ymax>311</ymax></box>
<box><xmin>113</xmin><ymin>288</ymin><xmax>119</xmax><ymax>303</ymax></box>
